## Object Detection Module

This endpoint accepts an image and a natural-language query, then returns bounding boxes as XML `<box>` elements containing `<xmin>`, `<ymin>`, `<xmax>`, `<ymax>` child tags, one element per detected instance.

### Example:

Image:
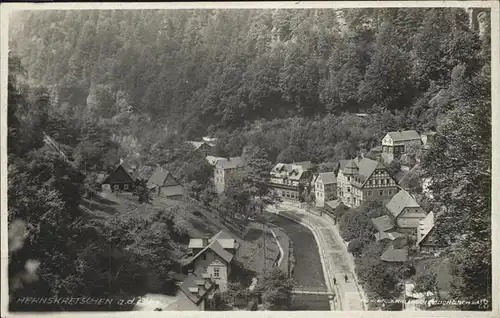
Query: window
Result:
<box><xmin>347</xmin><ymin>177</ymin><xmax>350</xmax><ymax>181</ymax></box>
<box><xmin>381</xmin><ymin>179</ymin><xmax>385</xmax><ymax>185</ymax></box>
<box><xmin>113</xmin><ymin>184</ymin><xmax>119</xmax><ymax>191</ymax></box>
<box><xmin>379</xmin><ymin>190</ymin><xmax>383</xmax><ymax>196</ymax></box>
<box><xmin>387</xmin><ymin>178</ymin><xmax>390</xmax><ymax>184</ymax></box>
<box><xmin>368</xmin><ymin>191</ymin><xmax>372</xmax><ymax>196</ymax></box>
<box><xmin>353</xmin><ymin>197</ymin><xmax>356</xmax><ymax>204</ymax></box>
<box><xmin>347</xmin><ymin>187</ymin><xmax>351</xmax><ymax>193</ymax></box>
<box><xmin>388</xmin><ymin>190</ymin><xmax>392</xmax><ymax>196</ymax></box>
<box><xmin>347</xmin><ymin>197</ymin><xmax>350</xmax><ymax>202</ymax></box>
<box><xmin>213</xmin><ymin>267</ymin><xmax>220</xmax><ymax>278</ymax></box>
<box><xmin>124</xmin><ymin>183</ymin><xmax>129</xmax><ymax>190</ymax></box>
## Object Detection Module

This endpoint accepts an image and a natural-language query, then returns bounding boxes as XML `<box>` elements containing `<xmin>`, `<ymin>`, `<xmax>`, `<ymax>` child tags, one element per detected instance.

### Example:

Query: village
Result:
<box><xmin>86</xmin><ymin>127</ymin><xmax>449</xmax><ymax>311</ymax></box>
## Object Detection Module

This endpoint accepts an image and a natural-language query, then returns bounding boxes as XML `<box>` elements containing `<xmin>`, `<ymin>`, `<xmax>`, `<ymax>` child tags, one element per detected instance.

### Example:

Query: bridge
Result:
<box><xmin>292</xmin><ymin>287</ymin><xmax>334</xmax><ymax>297</ymax></box>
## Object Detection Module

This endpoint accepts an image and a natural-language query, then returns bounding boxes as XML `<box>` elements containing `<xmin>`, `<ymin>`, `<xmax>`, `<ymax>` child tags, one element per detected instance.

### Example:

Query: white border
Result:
<box><xmin>1</xmin><ymin>1</ymin><xmax>499</xmax><ymax>318</ymax></box>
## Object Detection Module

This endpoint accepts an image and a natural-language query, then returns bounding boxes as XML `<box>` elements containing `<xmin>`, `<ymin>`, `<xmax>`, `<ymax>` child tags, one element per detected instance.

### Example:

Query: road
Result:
<box><xmin>267</xmin><ymin>204</ymin><xmax>367</xmax><ymax>311</ymax></box>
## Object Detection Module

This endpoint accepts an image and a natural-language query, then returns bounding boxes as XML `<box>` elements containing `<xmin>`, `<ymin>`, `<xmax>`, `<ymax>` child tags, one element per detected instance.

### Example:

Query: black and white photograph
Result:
<box><xmin>1</xmin><ymin>1</ymin><xmax>498</xmax><ymax>315</ymax></box>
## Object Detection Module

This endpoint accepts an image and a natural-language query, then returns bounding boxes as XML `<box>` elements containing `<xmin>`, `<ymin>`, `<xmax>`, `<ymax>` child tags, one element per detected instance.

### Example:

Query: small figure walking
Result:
<box><xmin>333</xmin><ymin>277</ymin><xmax>337</xmax><ymax>285</ymax></box>
<box><xmin>344</xmin><ymin>274</ymin><xmax>348</xmax><ymax>283</ymax></box>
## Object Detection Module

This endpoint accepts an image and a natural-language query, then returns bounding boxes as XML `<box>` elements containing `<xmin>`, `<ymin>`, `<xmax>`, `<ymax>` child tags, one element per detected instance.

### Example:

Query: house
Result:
<box><xmin>100</xmin><ymin>160</ymin><xmax>137</xmax><ymax>192</ymax></box>
<box><xmin>386</xmin><ymin>189</ymin><xmax>427</xmax><ymax>235</ymax></box>
<box><xmin>134</xmin><ymin>275</ymin><xmax>216</xmax><ymax>311</ymax></box>
<box><xmin>269</xmin><ymin>161</ymin><xmax>313</xmax><ymax>202</ymax></box>
<box><xmin>147</xmin><ymin>166</ymin><xmax>185</xmax><ymax>200</ymax></box>
<box><xmin>381</xmin><ymin>130</ymin><xmax>422</xmax><ymax>164</ymax></box>
<box><xmin>314</xmin><ymin>172</ymin><xmax>337</xmax><ymax>207</ymax></box>
<box><xmin>337</xmin><ymin>155</ymin><xmax>398</xmax><ymax>208</ymax></box>
<box><xmin>185</xmin><ymin>231</ymin><xmax>239</xmax><ymax>292</ymax></box>
<box><xmin>187</xmin><ymin>141</ymin><xmax>213</xmax><ymax>155</ymax></box>
<box><xmin>214</xmin><ymin>157</ymin><xmax>244</xmax><ymax>194</ymax></box>
<box><xmin>416</xmin><ymin>212</ymin><xmax>445</xmax><ymax>253</ymax></box>
<box><xmin>380</xmin><ymin>245</ymin><xmax>409</xmax><ymax>263</ymax></box>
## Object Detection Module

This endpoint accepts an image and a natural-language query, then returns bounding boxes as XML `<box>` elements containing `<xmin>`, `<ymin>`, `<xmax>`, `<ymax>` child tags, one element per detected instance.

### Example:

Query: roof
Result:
<box><xmin>271</xmin><ymin>162</ymin><xmax>311</xmax><ymax>181</ymax></box>
<box><xmin>386</xmin><ymin>130</ymin><xmax>421</xmax><ymax>142</ymax></box>
<box><xmin>325</xmin><ymin>200</ymin><xmax>340</xmax><ymax>210</ymax></box>
<box><xmin>374</xmin><ymin>231</ymin><xmax>405</xmax><ymax>242</ymax></box>
<box><xmin>417</xmin><ymin>211</ymin><xmax>435</xmax><ymax>246</ymax></box>
<box><xmin>317</xmin><ymin>172</ymin><xmax>337</xmax><ymax>184</ymax></box>
<box><xmin>161</xmin><ymin>185</ymin><xmax>185</xmax><ymax>197</ymax></box>
<box><xmin>102</xmin><ymin>161</ymin><xmax>137</xmax><ymax>184</ymax></box>
<box><xmin>187</xmin><ymin>141</ymin><xmax>212</xmax><ymax>150</ymax></box>
<box><xmin>147</xmin><ymin>166</ymin><xmax>175</xmax><ymax>188</ymax></box>
<box><xmin>206</xmin><ymin>155</ymin><xmax>225</xmax><ymax>166</ymax></box>
<box><xmin>380</xmin><ymin>245</ymin><xmax>409</xmax><ymax>262</ymax></box>
<box><xmin>179</xmin><ymin>273</ymin><xmax>216</xmax><ymax>305</ymax></box>
<box><xmin>386</xmin><ymin>189</ymin><xmax>421</xmax><ymax>218</ymax></box>
<box><xmin>209</xmin><ymin>230</ymin><xmax>237</xmax><ymax>249</ymax></box>
<box><xmin>340</xmin><ymin>157</ymin><xmax>387</xmax><ymax>186</ymax></box>
<box><xmin>215</xmin><ymin>157</ymin><xmax>244</xmax><ymax>170</ymax></box>
<box><xmin>371</xmin><ymin>215</ymin><xmax>395</xmax><ymax>233</ymax></box>
<box><xmin>294</xmin><ymin>161</ymin><xmax>313</xmax><ymax>170</ymax></box>
<box><xmin>185</xmin><ymin>231</ymin><xmax>236</xmax><ymax>265</ymax></box>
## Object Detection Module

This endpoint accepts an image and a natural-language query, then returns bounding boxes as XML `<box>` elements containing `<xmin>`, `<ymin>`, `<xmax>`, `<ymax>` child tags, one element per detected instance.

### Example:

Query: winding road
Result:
<box><xmin>267</xmin><ymin>204</ymin><xmax>367</xmax><ymax>311</ymax></box>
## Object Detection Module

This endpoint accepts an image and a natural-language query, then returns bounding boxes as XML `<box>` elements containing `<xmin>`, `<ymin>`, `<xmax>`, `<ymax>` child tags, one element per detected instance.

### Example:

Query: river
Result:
<box><xmin>267</xmin><ymin>214</ymin><xmax>330</xmax><ymax>311</ymax></box>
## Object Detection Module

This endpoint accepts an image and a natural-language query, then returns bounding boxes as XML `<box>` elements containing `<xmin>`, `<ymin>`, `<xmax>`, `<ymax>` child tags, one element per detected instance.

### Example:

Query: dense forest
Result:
<box><xmin>8</xmin><ymin>7</ymin><xmax>491</xmax><ymax>311</ymax></box>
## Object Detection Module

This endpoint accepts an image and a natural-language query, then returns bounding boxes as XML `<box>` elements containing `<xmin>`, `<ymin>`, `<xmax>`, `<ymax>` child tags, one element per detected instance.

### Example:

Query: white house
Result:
<box><xmin>185</xmin><ymin>231</ymin><xmax>238</xmax><ymax>292</ymax></box>
<box><xmin>314</xmin><ymin>172</ymin><xmax>337</xmax><ymax>208</ymax></box>
<box><xmin>381</xmin><ymin>130</ymin><xmax>422</xmax><ymax>164</ymax></box>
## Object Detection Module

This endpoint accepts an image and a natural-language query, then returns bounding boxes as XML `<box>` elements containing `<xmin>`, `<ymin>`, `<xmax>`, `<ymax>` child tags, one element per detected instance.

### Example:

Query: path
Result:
<box><xmin>267</xmin><ymin>204</ymin><xmax>367</xmax><ymax>311</ymax></box>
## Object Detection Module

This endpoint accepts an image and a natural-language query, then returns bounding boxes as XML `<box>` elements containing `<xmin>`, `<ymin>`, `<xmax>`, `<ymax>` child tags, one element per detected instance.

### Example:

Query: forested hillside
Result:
<box><xmin>9</xmin><ymin>8</ymin><xmax>488</xmax><ymax>143</ymax></box>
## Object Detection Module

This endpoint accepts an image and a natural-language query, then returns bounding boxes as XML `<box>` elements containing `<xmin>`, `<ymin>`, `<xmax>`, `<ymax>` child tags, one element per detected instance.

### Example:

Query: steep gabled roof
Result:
<box><xmin>417</xmin><ymin>211</ymin><xmax>435</xmax><ymax>246</ymax></box>
<box><xmin>209</xmin><ymin>230</ymin><xmax>238</xmax><ymax>249</ymax></box>
<box><xmin>386</xmin><ymin>189</ymin><xmax>421</xmax><ymax>218</ymax></box>
<box><xmin>147</xmin><ymin>166</ymin><xmax>178</xmax><ymax>189</ymax></box>
<box><xmin>102</xmin><ymin>162</ymin><xmax>137</xmax><ymax>184</ymax></box>
<box><xmin>179</xmin><ymin>273</ymin><xmax>216</xmax><ymax>305</ymax></box>
<box><xmin>215</xmin><ymin>157</ymin><xmax>244</xmax><ymax>170</ymax></box>
<box><xmin>185</xmin><ymin>231</ymin><xmax>235</xmax><ymax>265</ymax></box>
<box><xmin>317</xmin><ymin>172</ymin><xmax>337</xmax><ymax>184</ymax></box>
<box><xmin>358</xmin><ymin>158</ymin><xmax>386</xmax><ymax>186</ymax></box>
<box><xmin>386</xmin><ymin>130</ymin><xmax>421</xmax><ymax>142</ymax></box>
<box><xmin>371</xmin><ymin>215</ymin><xmax>395</xmax><ymax>233</ymax></box>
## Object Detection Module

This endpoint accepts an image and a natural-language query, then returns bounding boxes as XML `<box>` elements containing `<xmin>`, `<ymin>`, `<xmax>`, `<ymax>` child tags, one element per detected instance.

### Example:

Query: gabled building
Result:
<box><xmin>416</xmin><ymin>212</ymin><xmax>445</xmax><ymax>254</ymax></box>
<box><xmin>381</xmin><ymin>130</ymin><xmax>422</xmax><ymax>164</ymax></box>
<box><xmin>386</xmin><ymin>189</ymin><xmax>427</xmax><ymax>235</ymax></box>
<box><xmin>269</xmin><ymin>161</ymin><xmax>313</xmax><ymax>202</ymax></box>
<box><xmin>337</xmin><ymin>156</ymin><xmax>398</xmax><ymax>208</ymax></box>
<box><xmin>147</xmin><ymin>166</ymin><xmax>185</xmax><ymax>200</ymax></box>
<box><xmin>185</xmin><ymin>231</ymin><xmax>239</xmax><ymax>292</ymax></box>
<box><xmin>214</xmin><ymin>157</ymin><xmax>244</xmax><ymax>194</ymax></box>
<box><xmin>314</xmin><ymin>172</ymin><xmax>337</xmax><ymax>207</ymax></box>
<box><xmin>101</xmin><ymin>160</ymin><xmax>137</xmax><ymax>192</ymax></box>
<box><xmin>187</xmin><ymin>141</ymin><xmax>214</xmax><ymax>155</ymax></box>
